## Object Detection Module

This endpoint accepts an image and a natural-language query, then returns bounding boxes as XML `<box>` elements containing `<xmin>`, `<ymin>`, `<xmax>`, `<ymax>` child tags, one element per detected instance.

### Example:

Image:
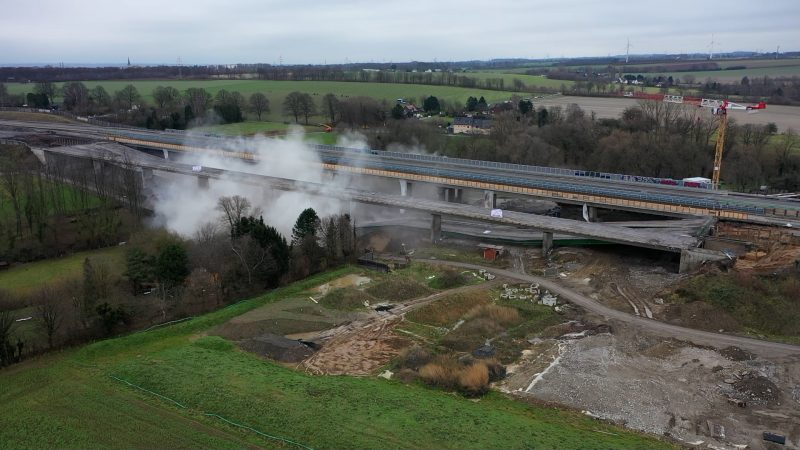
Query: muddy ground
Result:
<box><xmin>210</xmin><ymin>241</ymin><xmax>800</xmax><ymax>449</ymax></box>
<box><xmin>500</xmin><ymin>322</ymin><xmax>800</xmax><ymax>449</ymax></box>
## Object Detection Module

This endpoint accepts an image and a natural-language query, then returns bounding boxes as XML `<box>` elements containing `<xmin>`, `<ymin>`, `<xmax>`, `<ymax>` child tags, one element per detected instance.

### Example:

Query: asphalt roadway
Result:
<box><xmin>536</xmin><ymin>95</ymin><xmax>800</xmax><ymax>132</ymax></box>
<box><xmin>419</xmin><ymin>259</ymin><xmax>800</xmax><ymax>358</ymax></box>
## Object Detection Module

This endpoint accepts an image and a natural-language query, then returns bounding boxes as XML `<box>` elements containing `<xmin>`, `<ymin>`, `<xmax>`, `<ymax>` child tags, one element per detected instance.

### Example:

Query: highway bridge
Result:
<box><xmin>2</xmin><ymin>119</ymin><xmax>800</xmax><ymax>227</ymax></box>
<box><xmin>38</xmin><ymin>142</ymin><xmax>720</xmax><ymax>272</ymax></box>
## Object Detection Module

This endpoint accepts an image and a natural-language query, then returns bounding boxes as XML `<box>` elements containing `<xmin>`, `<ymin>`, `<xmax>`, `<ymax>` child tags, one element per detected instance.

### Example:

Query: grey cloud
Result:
<box><xmin>1</xmin><ymin>0</ymin><xmax>798</xmax><ymax>64</ymax></box>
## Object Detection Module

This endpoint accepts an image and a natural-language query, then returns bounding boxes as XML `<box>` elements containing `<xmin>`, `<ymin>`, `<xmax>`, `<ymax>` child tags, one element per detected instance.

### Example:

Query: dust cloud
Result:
<box><xmin>150</xmin><ymin>128</ymin><xmax>358</xmax><ymax>237</ymax></box>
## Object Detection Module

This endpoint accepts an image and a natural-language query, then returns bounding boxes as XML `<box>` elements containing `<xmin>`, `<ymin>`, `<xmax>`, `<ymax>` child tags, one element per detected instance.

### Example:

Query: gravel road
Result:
<box><xmin>420</xmin><ymin>259</ymin><xmax>800</xmax><ymax>358</ymax></box>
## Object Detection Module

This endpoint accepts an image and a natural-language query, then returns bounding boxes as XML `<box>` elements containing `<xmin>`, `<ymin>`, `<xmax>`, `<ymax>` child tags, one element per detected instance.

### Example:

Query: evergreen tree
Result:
<box><xmin>291</xmin><ymin>208</ymin><xmax>319</xmax><ymax>245</ymax></box>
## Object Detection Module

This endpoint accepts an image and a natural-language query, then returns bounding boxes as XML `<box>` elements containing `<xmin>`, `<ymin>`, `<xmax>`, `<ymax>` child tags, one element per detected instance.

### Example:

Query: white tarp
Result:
<box><xmin>191</xmin><ymin>165</ymin><xmax>203</xmax><ymax>172</ymax></box>
<box><xmin>490</xmin><ymin>209</ymin><xmax>503</xmax><ymax>218</ymax></box>
<box><xmin>582</xmin><ymin>204</ymin><xmax>590</xmax><ymax>222</ymax></box>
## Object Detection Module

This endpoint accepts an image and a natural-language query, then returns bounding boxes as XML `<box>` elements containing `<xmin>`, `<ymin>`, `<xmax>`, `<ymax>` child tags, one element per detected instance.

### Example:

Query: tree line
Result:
<box><xmin>0</xmin><ymin>142</ymin><xmax>143</xmax><ymax>263</ymax></box>
<box><xmin>368</xmin><ymin>99</ymin><xmax>800</xmax><ymax>192</ymax></box>
<box><xmin>0</xmin><ymin>195</ymin><xmax>356</xmax><ymax>368</ymax></box>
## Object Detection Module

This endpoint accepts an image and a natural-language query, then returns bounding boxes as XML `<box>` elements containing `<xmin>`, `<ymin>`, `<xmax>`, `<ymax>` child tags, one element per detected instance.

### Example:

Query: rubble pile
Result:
<box><xmin>499</xmin><ymin>283</ymin><xmax>558</xmax><ymax>307</ymax></box>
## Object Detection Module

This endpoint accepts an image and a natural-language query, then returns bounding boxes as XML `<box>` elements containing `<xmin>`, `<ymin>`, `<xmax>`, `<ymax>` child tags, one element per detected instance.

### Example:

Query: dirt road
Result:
<box><xmin>420</xmin><ymin>259</ymin><xmax>800</xmax><ymax>358</ymax></box>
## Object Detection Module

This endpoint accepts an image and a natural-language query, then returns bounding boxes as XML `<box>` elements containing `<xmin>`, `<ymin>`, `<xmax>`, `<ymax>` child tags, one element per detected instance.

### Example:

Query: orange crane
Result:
<box><xmin>624</xmin><ymin>92</ymin><xmax>766</xmax><ymax>189</ymax></box>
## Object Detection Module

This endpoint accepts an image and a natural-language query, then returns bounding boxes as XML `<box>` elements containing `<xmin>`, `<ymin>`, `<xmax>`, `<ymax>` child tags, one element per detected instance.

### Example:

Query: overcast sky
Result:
<box><xmin>1</xmin><ymin>0</ymin><xmax>798</xmax><ymax>65</ymax></box>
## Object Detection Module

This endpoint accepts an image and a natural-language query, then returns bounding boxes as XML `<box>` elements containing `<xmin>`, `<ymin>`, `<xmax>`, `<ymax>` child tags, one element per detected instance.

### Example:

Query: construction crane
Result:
<box><xmin>623</xmin><ymin>92</ymin><xmax>766</xmax><ymax>189</ymax></box>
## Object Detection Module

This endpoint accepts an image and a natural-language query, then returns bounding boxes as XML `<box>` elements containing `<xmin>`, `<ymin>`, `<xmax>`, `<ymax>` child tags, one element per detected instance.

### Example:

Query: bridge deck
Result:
<box><xmin>45</xmin><ymin>144</ymin><xmax>701</xmax><ymax>252</ymax></box>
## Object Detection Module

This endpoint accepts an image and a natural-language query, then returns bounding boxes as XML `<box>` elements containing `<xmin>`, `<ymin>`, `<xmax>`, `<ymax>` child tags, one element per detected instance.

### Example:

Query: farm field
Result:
<box><xmin>0</xmin><ymin>245</ymin><xmax>126</xmax><ymax>296</ymax></box>
<box><xmin>0</xmin><ymin>267</ymin><xmax>672</xmax><ymax>449</ymax></box>
<box><xmin>5</xmin><ymin>80</ymin><xmax>524</xmax><ymax>122</ymax></box>
<box><xmin>0</xmin><ymin>179</ymin><xmax>102</xmax><ymax>223</ymax></box>
<box><xmin>625</xmin><ymin>64</ymin><xmax>800</xmax><ymax>83</ymax></box>
<box><xmin>462</xmin><ymin>70</ymin><xmax>573</xmax><ymax>89</ymax></box>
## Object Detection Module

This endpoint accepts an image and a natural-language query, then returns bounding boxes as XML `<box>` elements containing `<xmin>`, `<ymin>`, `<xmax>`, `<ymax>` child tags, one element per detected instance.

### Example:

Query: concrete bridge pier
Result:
<box><xmin>431</xmin><ymin>214</ymin><xmax>442</xmax><ymax>243</ymax></box>
<box><xmin>542</xmin><ymin>231</ymin><xmax>553</xmax><ymax>256</ymax></box>
<box><xmin>588</xmin><ymin>206</ymin><xmax>598</xmax><ymax>222</ymax></box>
<box><xmin>162</xmin><ymin>149</ymin><xmax>170</xmax><ymax>160</ymax></box>
<box><xmin>442</xmin><ymin>187</ymin><xmax>463</xmax><ymax>203</ymax></box>
<box><xmin>399</xmin><ymin>179</ymin><xmax>412</xmax><ymax>196</ymax></box>
<box><xmin>484</xmin><ymin>190</ymin><xmax>496</xmax><ymax>209</ymax></box>
<box><xmin>197</xmin><ymin>175</ymin><xmax>210</xmax><ymax>190</ymax></box>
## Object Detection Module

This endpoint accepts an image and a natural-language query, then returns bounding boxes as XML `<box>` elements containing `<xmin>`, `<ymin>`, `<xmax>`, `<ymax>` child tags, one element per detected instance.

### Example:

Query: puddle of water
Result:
<box><xmin>317</xmin><ymin>274</ymin><xmax>372</xmax><ymax>296</ymax></box>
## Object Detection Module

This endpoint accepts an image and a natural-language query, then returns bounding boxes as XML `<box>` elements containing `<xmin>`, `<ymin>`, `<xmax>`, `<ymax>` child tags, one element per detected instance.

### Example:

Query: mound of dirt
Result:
<box><xmin>733</xmin><ymin>374</ymin><xmax>781</xmax><ymax>405</ymax></box>
<box><xmin>720</xmin><ymin>346</ymin><xmax>755</xmax><ymax>361</ymax></box>
<box><xmin>240</xmin><ymin>334</ymin><xmax>316</xmax><ymax>362</ymax></box>
<box><xmin>735</xmin><ymin>245</ymin><xmax>800</xmax><ymax>272</ymax></box>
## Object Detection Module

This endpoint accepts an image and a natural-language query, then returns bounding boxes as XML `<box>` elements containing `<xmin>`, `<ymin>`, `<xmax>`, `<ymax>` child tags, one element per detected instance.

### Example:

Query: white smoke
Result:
<box><xmin>150</xmin><ymin>127</ymin><xmax>353</xmax><ymax>237</ymax></box>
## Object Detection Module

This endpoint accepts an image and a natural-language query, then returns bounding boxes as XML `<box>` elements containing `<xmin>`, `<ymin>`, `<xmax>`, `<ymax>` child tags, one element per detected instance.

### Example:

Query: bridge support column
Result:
<box><xmin>197</xmin><ymin>175</ymin><xmax>209</xmax><ymax>189</ymax></box>
<box><xmin>588</xmin><ymin>206</ymin><xmax>598</xmax><ymax>222</ymax></box>
<box><xmin>140</xmin><ymin>168</ymin><xmax>154</xmax><ymax>187</ymax></box>
<box><xmin>483</xmin><ymin>190</ymin><xmax>496</xmax><ymax>209</ymax></box>
<box><xmin>399</xmin><ymin>179</ymin><xmax>411</xmax><ymax>196</ymax></box>
<box><xmin>442</xmin><ymin>187</ymin><xmax>462</xmax><ymax>203</ymax></box>
<box><xmin>162</xmin><ymin>149</ymin><xmax>169</xmax><ymax>160</ymax></box>
<box><xmin>431</xmin><ymin>214</ymin><xmax>442</xmax><ymax>243</ymax></box>
<box><xmin>542</xmin><ymin>231</ymin><xmax>553</xmax><ymax>256</ymax></box>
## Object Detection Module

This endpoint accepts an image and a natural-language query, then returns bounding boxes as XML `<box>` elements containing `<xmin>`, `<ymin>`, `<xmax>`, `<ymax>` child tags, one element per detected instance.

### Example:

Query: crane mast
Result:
<box><xmin>711</xmin><ymin>108</ymin><xmax>728</xmax><ymax>190</ymax></box>
<box><xmin>621</xmin><ymin>92</ymin><xmax>766</xmax><ymax>189</ymax></box>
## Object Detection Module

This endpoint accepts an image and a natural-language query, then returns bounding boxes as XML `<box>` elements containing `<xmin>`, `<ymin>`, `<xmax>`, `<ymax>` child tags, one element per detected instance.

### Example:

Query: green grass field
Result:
<box><xmin>193</xmin><ymin>120</ymin><xmax>311</xmax><ymax>135</ymax></box>
<box><xmin>625</xmin><ymin>64</ymin><xmax>800</xmax><ymax>83</ymax></box>
<box><xmin>0</xmin><ymin>246</ymin><xmax>126</xmax><ymax>296</ymax></box>
<box><xmin>0</xmin><ymin>267</ymin><xmax>673</xmax><ymax>449</ymax></box>
<box><xmin>0</xmin><ymin>178</ymin><xmax>102</xmax><ymax>223</ymax></box>
<box><xmin>6</xmin><ymin>80</ymin><xmax>527</xmax><ymax>123</ymax></box>
<box><xmin>468</xmin><ymin>70</ymin><xmax>574</xmax><ymax>89</ymax></box>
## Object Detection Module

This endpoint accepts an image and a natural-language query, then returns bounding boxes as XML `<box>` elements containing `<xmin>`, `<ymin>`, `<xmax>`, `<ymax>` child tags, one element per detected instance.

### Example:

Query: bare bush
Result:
<box><xmin>458</xmin><ymin>362</ymin><xmax>490</xmax><ymax>396</ymax></box>
<box><xmin>397</xmin><ymin>345</ymin><xmax>432</xmax><ymax>370</ymax></box>
<box><xmin>465</xmin><ymin>304</ymin><xmax>520</xmax><ymax>326</ymax></box>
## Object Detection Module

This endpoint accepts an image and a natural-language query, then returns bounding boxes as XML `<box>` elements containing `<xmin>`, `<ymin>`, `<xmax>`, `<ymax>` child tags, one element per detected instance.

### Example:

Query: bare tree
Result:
<box><xmin>185</xmin><ymin>87</ymin><xmax>212</xmax><ymax>118</ymax></box>
<box><xmin>216</xmin><ymin>195</ymin><xmax>259</xmax><ymax>232</ymax></box>
<box><xmin>35</xmin><ymin>287</ymin><xmax>63</xmax><ymax>349</ymax></box>
<box><xmin>152</xmin><ymin>86</ymin><xmax>181</xmax><ymax>111</ymax></box>
<box><xmin>322</xmin><ymin>93</ymin><xmax>339</xmax><ymax>124</ymax></box>
<box><xmin>34</xmin><ymin>81</ymin><xmax>56</xmax><ymax>102</ymax></box>
<box><xmin>283</xmin><ymin>91</ymin><xmax>304</xmax><ymax>123</ymax></box>
<box><xmin>114</xmin><ymin>84</ymin><xmax>142</xmax><ymax>110</ymax></box>
<box><xmin>90</xmin><ymin>85</ymin><xmax>111</xmax><ymax>112</ymax></box>
<box><xmin>299</xmin><ymin>93</ymin><xmax>316</xmax><ymax>125</ymax></box>
<box><xmin>0</xmin><ymin>82</ymin><xmax>8</xmax><ymax>106</ymax></box>
<box><xmin>0</xmin><ymin>149</ymin><xmax>24</xmax><ymax>234</ymax></box>
<box><xmin>230</xmin><ymin>235</ymin><xmax>272</xmax><ymax>286</ymax></box>
<box><xmin>62</xmin><ymin>82</ymin><xmax>90</xmax><ymax>113</ymax></box>
<box><xmin>249</xmin><ymin>93</ymin><xmax>270</xmax><ymax>121</ymax></box>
